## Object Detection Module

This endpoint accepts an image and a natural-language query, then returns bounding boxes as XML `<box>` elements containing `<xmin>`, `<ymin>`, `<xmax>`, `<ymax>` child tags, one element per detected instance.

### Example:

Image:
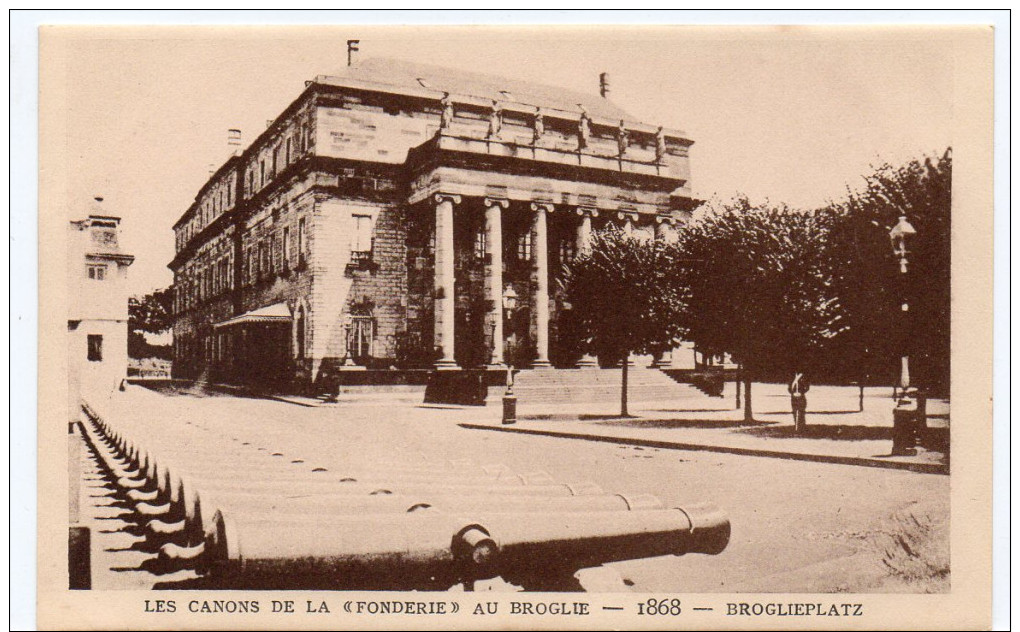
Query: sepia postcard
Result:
<box><xmin>35</xmin><ymin>22</ymin><xmax>995</xmax><ymax>630</ymax></box>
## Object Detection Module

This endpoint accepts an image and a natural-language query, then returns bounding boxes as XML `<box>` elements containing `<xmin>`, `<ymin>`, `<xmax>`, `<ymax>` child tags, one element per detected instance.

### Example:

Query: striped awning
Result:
<box><xmin>213</xmin><ymin>302</ymin><xmax>292</xmax><ymax>329</ymax></box>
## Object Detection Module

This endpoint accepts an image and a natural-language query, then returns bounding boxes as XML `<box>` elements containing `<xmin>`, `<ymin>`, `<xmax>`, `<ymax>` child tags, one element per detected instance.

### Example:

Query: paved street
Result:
<box><xmin>84</xmin><ymin>382</ymin><xmax>949</xmax><ymax>593</ymax></box>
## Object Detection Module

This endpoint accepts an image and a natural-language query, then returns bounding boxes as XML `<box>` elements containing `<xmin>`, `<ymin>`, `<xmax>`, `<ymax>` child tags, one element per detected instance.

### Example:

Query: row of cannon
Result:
<box><xmin>79</xmin><ymin>400</ymin><xmax>730</xmax><ymax>590</ymax></box>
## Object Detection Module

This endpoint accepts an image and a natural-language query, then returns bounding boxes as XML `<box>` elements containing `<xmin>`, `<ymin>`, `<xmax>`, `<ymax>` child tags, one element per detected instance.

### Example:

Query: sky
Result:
<box><xmin>51</xmin><ymin>25</ymin><xmax>954</xmax><ymax>296</ymax></box>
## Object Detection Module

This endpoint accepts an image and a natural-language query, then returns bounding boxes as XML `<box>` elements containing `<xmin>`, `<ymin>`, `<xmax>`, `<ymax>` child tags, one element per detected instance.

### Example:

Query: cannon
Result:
<box><xmin>142</xmin><ymin>490</ymin><xmax>663</xmax><ymax>551</ymax></box>
<box><xmin>190</xmin><ymin>503</ymin><xmax>729</xmax><ymax>590</ymax></box>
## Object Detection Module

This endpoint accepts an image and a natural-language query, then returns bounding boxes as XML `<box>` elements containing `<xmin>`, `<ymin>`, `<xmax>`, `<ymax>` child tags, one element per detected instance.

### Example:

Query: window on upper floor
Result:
<box><xmin>260</xmin><ymin>160</ymin><xmax>266</xmax><ymax>187</ymax></box>
<box><xmin>351</xmin><ymin>215</ymin><xmax>373</xmax><ymax>263</ymax></box>
<box><xmin>517</xmin><ymin>231</ymin><xmax>532</xmax><ymax>262</ymax></box>
<box><xmin>87</xmin><ymin>264</ymin><xmax>107</xmax><ymax>281</ymax></box>
<box><xmin>298</xmin><ymin>217</ymin><xmax>306</xmax><ymax>260</ymax></box>
<box><xmin>87</xmin><ymin>335</ymin><xmax>103</xmax><ymax>362</ymax></box>
<box><xmin>559</xmin><ymin>236</ymin><xmax>576</xmax><ymax>264</ymax></box>
<box><xmin>474</xmin><ymin>228</ymin><xmax>486</xmax><ymax>261</ymax></box>
<box><xmin>283</xmin><ymin>226</ymin><xmax>291</xmax><ymax>265</ymax></box>
<box><xmin>285</xmin><ymin>137</ymin><xmax>292</xmax><ymax>166</ymax></box>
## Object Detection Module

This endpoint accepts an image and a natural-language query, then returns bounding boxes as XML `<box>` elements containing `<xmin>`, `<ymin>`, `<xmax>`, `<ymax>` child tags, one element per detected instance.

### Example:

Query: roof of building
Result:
<box><xmin>319</xmin><ymin>57</ymin><xmax>635</xmax><ymax>122</ymax></box>
<box><xmin>213</xmin><ymin>302</ymin><xmax>292</xmax><ymax>329</ymax></box>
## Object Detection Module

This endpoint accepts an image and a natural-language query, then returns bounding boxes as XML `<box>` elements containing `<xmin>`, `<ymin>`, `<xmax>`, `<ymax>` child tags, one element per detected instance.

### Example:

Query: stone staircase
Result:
<box><xmin>488</xmin><ymin>366</ymin><xmax>702</xmax><ymax>406</ymax></box>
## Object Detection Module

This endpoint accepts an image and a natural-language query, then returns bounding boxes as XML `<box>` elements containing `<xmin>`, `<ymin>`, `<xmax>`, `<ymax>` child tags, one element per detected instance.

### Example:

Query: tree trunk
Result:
<box><xmin>742</xmin><ymin>377</ymin><xmax>753</xmax><ymax>422</ymax></box>
<box><xmin>620</xmin><ymin>353</ymin><xmax>629</xmax><ymax>417</ymax></box>
<box><xmin>735</xmin><ymin>364</ymin><xmax>742</xmax><ymax>409</ymax></box>
<box><xmin>858</xmin><ymin>383</ymin><xmax>865</xmax><ymax>412</ymax></box>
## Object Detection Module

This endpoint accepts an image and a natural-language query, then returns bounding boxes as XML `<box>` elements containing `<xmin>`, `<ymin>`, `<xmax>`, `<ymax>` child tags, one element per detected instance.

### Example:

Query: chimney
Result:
<box><xmin>599</xmin><ymin>72</ymin><xmax>610</xmax><ymax>98</ymax></box>
<box><xmin>227</xmin><ymin>128</ymin><xmax>242</xmax><ymax>147</ymax></box>
<box><xmin>347</xmin><ymin>39</ymin><xmax>360</xmax><ymax>67</ymax></box>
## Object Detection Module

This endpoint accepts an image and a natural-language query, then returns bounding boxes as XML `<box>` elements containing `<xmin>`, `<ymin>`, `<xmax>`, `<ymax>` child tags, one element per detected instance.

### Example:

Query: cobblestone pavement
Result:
<box><xmin>79</xmin><ymin>383</ymin><xmax>949</xmax><ymax>593</ymax></box>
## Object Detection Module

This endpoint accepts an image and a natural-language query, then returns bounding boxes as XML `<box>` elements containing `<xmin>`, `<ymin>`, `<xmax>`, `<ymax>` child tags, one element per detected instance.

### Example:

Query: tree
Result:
<box><xmin>675</xmin><ymin>198</ymin><xmax>843</xmax><ymax>425</ymax></box>
<box><xmin>129</xmin><ymin>287</ymin><xmax>174</xmax><ymax>334</ymax></box>
<box><xmin>821</xmin><ymin>149</ymin><xmax>952</xmax><ymax>397</ymax></box>
<box><xmin>561</xmin><ymin>228</ymin><xmax>685</xmax><ymax>416</ymax></box>
<box><xmin>128</xmin><ymin>287</ymin><xmax>174</xmax><ymax>359</ymax></box>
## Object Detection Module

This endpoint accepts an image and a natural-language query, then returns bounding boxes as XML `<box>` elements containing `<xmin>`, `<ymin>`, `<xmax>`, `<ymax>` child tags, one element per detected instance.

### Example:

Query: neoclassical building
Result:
<box><xmin>169</xmin><ymin>58</ymin><xmax>699</xmax><ymax>387</ymax></box>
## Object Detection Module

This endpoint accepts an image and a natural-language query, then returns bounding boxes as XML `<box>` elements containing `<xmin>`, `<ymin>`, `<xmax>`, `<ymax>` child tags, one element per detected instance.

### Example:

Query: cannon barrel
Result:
<box><xmin>195</xmin><ymin>504</ymin><xmax>729</xmax><ymax>589</ymax></box>
<box><xmin>480</xmin><ymin>503</ymin><xmax>731</xmax><ymax>584</ymax></box>
<box><xmin>148</xmin><ymin>479</ymin><xmax>605</xmax><ymax>547</ymax></box>
<box><xmin>196</xmin><ymin>511</ymin><xmax>493</xmax><ymax>589</ymax></box>
<box><xmin>150</xmin><ymin>492</ymin><xmax>663</xmax><ymax>547</ymax></box>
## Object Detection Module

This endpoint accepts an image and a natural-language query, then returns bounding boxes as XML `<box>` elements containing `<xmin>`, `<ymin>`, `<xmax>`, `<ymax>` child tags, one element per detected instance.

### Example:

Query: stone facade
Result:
<box><xmin>169</xmin><ymin>58</ymin><xmax>699</xmax><ymax>388</ymax></box>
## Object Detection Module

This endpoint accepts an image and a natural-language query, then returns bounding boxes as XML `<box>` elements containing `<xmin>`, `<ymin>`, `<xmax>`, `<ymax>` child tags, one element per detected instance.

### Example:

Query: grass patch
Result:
<box><xmin>869</xmin><ymin>507</ymin><xmax>949</xmax><ymax>593</ymax></box>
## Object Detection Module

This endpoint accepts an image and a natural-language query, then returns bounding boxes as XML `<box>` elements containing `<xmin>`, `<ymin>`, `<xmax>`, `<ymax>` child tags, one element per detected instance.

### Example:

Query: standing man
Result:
<box><xmin>789</xmin><ymin>372</ymin><xmax>809</xmax><ymax>433</ymax></box>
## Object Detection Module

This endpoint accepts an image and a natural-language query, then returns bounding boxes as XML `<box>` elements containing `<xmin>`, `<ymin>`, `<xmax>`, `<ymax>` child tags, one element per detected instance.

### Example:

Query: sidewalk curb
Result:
<box><xmin>459</xmin><ymin>423</ymin><xmax>949</xmax><ymax>476</ymax></box>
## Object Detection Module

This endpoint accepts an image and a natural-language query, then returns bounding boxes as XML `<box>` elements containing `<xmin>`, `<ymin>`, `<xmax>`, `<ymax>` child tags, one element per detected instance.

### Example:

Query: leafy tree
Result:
<box><xmin>129</xmin><ymin>287</ymin><xmax>174</xmax><ymax>334</ymax></box>
<box><xmin>128</xmin><ymin>287</ymin><xmax>174</xmax><ymax>360</ymax></box>
<box><xmin>561</xmin><ymin>228</ymin><xmax>685</xmax><ymax>416</ymax></box>
<box><xmin>821</xmin><ymin>149</ymin><xmax>951</xmax><ymax>396</ymax></box>
<box><xmin>675</xmin><ymin>198</ymin><xmax>843</xmax><ymax>424</ymax></box>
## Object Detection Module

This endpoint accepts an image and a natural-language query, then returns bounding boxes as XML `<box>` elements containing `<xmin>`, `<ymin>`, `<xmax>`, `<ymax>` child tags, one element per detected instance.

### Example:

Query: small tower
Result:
<box><xmin>67</xmin><ymin>199</ymin><xmax>135</xmax><ymax>423</ymax></box>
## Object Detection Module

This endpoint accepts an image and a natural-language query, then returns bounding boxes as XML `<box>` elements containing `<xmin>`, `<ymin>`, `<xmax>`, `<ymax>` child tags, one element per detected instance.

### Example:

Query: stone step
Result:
<box><xmin>487</xmin><ymin>367</ymin><xmax>702</xmax><ymax>405</ymax></box>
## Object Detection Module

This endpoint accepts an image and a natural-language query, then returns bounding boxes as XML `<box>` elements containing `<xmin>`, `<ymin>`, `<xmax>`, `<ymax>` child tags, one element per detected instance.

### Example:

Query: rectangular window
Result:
<box><xmin>272</xmin><ymin>147</ymin><xmax>279</xmax><ymax>178</ymax></box>
<box><xmin>283</xmin><ymin>226</ymin><xmax>291</xmax><ymax>264</ymax></box>
<box><xmin>559</xmin><ymin>237</ymin><xmax>575</xmax><ymax>263</ymax></box>
<box><xmin>260</xmin><ymin>160</ymin><xmax>266</xmax><ymax>187</ymax></box>
<box><xmin>474</xmin><ymin>228</ymin><xmax>486</xmax><ymax>260</ymax></box>
<box><xmin>352</xmin><ymin>215</ymin><xmax>373</xmax><ymax>253</ymax></box>
<box><xmin>87</xmin><ymin>335</ymin><xmax>103</xmax><ymax>362</ymax></box>
<box><xmin>285</xmin><ymin>137</ymin><xmax>292</xmax><ymax>166</ymax></box>
<box><xmin>298</xmin><ymin>218</ymin><xmax>306</xmax><ymax>259</ymax></box>
<box><xmin>349</xmin><ymin>316</ymin><xmax>374</xmax><ymax>361</ymax></box>
<box><xmin>86</xmin><ymin>264</ymin><xmax>107</xmax><ymax>280</ymax></box>
<box><xmin>517</xmin><ymin>231</ymin><xmax>532</xmax><ymax>261</ymax></box>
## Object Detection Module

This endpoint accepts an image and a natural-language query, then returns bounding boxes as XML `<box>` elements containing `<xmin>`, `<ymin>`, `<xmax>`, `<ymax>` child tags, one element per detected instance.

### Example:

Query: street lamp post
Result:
<box><xmin>501</xmin><ymin>285</ymin><xmax>519</xmax><ymax>424</ymax></box>
<box><xmin>889</xmin><ymin>215</ymin><xmax>919</xmax><ymax>456</ymax></box>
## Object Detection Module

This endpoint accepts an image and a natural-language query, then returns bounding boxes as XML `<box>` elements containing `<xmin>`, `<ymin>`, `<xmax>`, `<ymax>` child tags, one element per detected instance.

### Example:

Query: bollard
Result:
<box><xmin>68</xmin><ymin>525</ymin><xmax>91</xmax><ymax>589</ymax></box>
<box><xmin>502</xmin><ymin>394</ymin><xmax>517</xmax><ymax>425</ymax></box>
<box><xmin>891</xmin><ymin>399</ymin><xmax>920</xmax><ymax>456</ymax></box>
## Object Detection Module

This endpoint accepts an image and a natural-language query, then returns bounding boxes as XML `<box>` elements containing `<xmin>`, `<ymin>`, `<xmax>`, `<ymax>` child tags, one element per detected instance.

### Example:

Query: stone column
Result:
<box><xmin>531</xmin><ymin>202</ymin><xmax>553</xmax><ymax>368</ymax></box>
<box><xmin>433</xmin><ymin>193</ymin><xmax>461</xmax><ymax>369</ymax></box>
<box><xmin>575</xmin><ymin>207</ymin><xmax>597</xmax><ymax>255</ymax></box>
<box><xmin>575</xmin><ymin>207</ymin><xmax>599</xmax><ymax>368</ymax></box>
<box><xmin>484</xmin><ymin>197</ymin><xmax>508</xmax><ymax>367</ymax></box>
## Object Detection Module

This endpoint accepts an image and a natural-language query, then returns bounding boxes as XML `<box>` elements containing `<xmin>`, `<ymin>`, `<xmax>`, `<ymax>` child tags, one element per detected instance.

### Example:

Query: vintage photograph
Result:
<box><xmin>35</xmin><ymin>20</ymin><xmax>995</xmax><ymax>629</ymax></box>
